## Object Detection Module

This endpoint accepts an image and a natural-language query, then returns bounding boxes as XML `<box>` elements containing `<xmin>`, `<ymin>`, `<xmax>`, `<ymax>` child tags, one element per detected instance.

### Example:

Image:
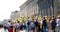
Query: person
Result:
<box><xmin>42</xmin><ymin>17</ymin><xmax>47</xmax><ymax>32</ymax></box>
<box><xmin>37</xmin><ymin>18</ymin><xmax>43</xmax><ymax>32</ymax></box>
<box><xmin>56</xmin><ymin>16</ymin><xmax>60</xmax><ymax>32</ymax></box>
<box><xmin>16</xmin><ymin>21</ymin><xmax>20</xmax><ymax>32</ymax></box>
<box><xmin>34</xmin><ymin>19</ymin><xmax>38</xmax><ymax>32</ymax></box>
<box><xmin>51</xmin><ymin>18</ymin><xmax>57</xmax><ymax>32</ymax></box>
<box><xmin>3</xmin><ymin>23</ymin><xmax>8</xmax><ymax>32</ymax></box>
<box><xmin>23</xmin><ymin>22</ymin><xmax>26</xmax><ymax>30</ymax></box>
<box><xmin>27</xmin><ymin>18</ymin><xmax>30</xmax><ymax>32</ymax></box>
<box><xmin>47</xmin><ymin>18</ymin><xmax>52</xmax><ymax>32</ymax></box>
<box><xmin>25</xmin><ymin>20</ymin><xmax>28</xmax><ymax>32</ymax></box>
<box><xmin>13</xmin><ymin>22</ymin><xmax>17</xmax><ymax>32</ymax></box>
<box><xmin>6</xmin><ymin>20</ymin><xmax>11</xmax><ymax>32</ymax></box>
<box><xmin>30</xmin><ymin>19</ymin><xmax>35</xmax><ymax>32</ymax></box>
<box><xmin>37</xmin><ymin>20</ymin><xmax>41</xmax><ymax>32</ymax></box>
<box><xmin>40</xmin><ymin>19</ymin><xmax>43</xmax><ymax>32</ymax></box>
<box><xmin>9</xmin><ymin>22</ymin><xmax>13</xmax><ymax>32</ymax></box>
<box><xmin>20</xmin><ymin>22</ymin><xmax>23</xmax><ymax>30</ymax></box>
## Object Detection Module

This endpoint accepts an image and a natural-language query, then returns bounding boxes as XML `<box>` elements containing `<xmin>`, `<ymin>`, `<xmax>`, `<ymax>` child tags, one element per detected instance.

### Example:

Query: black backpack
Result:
<box><xmin>27</xmin><ymin>20</ymin><xmax>30</xmax><ymax>25</ymax></box>
<box><xmin>43</xmin><ymin>20</ymin><xmax>47</xmax><ymax>26</ymax></box>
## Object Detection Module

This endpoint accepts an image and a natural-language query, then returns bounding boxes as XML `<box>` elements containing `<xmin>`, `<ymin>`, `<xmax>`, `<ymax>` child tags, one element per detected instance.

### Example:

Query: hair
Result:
<box><xmin>8</xmin><ymin>20</ymin><xmax>11</xmax><ymax>22</ymax></box>
<box><xmin>28</xmin><ymin>17</ymin><xmax>29</xmax><ymax>19</ymax></box>
<box><xmin>43</xmin><ymin>17</ymin><xmax>45</xmax><ymax>19</ymax></box>
<box><xmin>17</xmin><ymin>21</ymin><xmax>20</xmax><ymax>23</ymax></box>
<box><xmin>49</xmin><ymin>18</ymin><xmax>51</xmax><ymax>21</ymax></box>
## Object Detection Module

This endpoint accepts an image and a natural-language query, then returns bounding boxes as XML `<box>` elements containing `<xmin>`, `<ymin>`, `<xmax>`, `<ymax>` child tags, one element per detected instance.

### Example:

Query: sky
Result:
<box><xmin>0</xmin><ymin>0</ymin><xmax>27</xmax><ymax>21</ymax></box>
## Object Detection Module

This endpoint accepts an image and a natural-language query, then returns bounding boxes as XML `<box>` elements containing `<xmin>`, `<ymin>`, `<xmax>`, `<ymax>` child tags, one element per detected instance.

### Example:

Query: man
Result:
<box><xmin>42</xmin><ymin>17</ymin><xmax>47</xmax><ymax>32</ymax></box>
<box><xmin>30</xmin><ymin>19</ymin><xmax>35</xmax><ymax>32</ymax></box>
<box><xmin>6</xmin><ymin>20</ymin><xmax>11</xmax><ymax>32</ymax></box>
<box><xmin>51</xmin><ymin>18</ymin><xmax>57</xmax><ymax>32</ymax></box>
<box><xmin>27</xmin><ymin>18</ymin><xmax>30</xmax><ymax>32</ymax></box>
<box><xmin>3</xmin><ymin>23</ymin><xmax>8</xmax><ymax>32</ymax></box>
<box><xmin>34</xmin><ymin>19</ymin><xmax>38</xmax><ymax>32</ymax></box>
<box><xmin>56</xmin><ymin>16</ymin><xmax>60</xmax><ymax>32</ymax></box>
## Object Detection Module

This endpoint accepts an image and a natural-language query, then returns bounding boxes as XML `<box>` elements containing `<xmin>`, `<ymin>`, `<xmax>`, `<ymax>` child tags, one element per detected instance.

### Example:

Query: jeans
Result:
<box><xmin>43</xmin><ymin>26</ymin><xmax>46</xmax><ymax>32</ymax></box>
<box><xmin>4</xmin><ymin>27</ymin><xmax>8</xmax><ymax>32</ymax></box>
<box><xmin>56</xmin><ymin>26</ymin><xmax>60</xmax><ymax>32</ymax></box>
<box><xmin>26</xmin><ymin>25</ymin><xmax>30</xmax><ymax>32</ymax></box>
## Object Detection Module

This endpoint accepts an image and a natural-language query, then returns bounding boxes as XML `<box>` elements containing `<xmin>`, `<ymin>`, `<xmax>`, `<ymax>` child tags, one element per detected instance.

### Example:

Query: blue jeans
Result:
<box><xmin>43</xmin><ymin>26</ymin><xmax>46</xmax><ymax>32</ymax></box>
<box><xmin>26</xmin><ymin>25</ymin><xmax>30</xmax><ymax>32</ymax></box>
<box><xmin>4</xmin><ymin>27</ymin><xmax>8</xmax><ymax>32</ymax></box>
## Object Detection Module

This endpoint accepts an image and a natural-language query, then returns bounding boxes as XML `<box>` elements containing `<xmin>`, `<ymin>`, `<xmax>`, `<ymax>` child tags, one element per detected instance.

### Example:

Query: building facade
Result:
<box><xmin>20</xmin><ymin>0</ymin><xmax>60</xmax><ymax>18</ymax></box>
<box><xmin>10</xmin><ymin>12</ymin><xmax>15</xmax><ymax>20</ymax></box>
<box><xmin>10</xmin><ymin>11</ymin><xmax>20</xmax><ymax>21</ymax></box>
<box><xmin>20</xmin><ymin>0</ymin><xmax>38</xmax><ymax>17</ymax></box>
<box><xmin>54</xmin><ymin>0</ymin><xmax>60</xmax><ymax>16</ymax></box>
<box><xmin>38</xmin><ymin>0</ymin><xmax>60</xmax><ymax>17</ymax></box>
<box><xmin>38</xmin><ymin>0</ymin><xmax>54</xmax><ymax>17</ymax></box>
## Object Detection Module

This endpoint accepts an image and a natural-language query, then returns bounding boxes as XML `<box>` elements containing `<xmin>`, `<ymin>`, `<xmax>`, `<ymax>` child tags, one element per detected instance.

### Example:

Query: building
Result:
<box><xmin>20</xmin><ymin>0</ymin><xmax>60</xmax><ymax>18</ymax></box>
<box><xmin>20</xmin><ymin>0</ymin><xmax>38</xmax><ymax>17</ymax></box>
<box><xmin>10</xmin><ymin>11</ymin><xmax>20</xmax><ymax>21</ymax></box>
<box><xmin>10</xmin><ymin>12</ymin><xmax>15</xmax><ymax>21</ymax></box>
<box><xmin>54</xmin><ymin>0</ymin><xmax>60</xmax><ymax>16</ymax></box>
<box><xmin>38</xmin><ymin>0</ymin><xmax>60</xmax><ymax>17</ymax></box>
<box><xmin>38</xmin><ymin>0</ymin><xmax>54</xmax><ymax>17</ymax></box>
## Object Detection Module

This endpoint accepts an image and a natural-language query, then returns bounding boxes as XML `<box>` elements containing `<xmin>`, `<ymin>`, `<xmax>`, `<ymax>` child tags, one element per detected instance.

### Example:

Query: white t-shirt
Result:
<box><xmin>39</xmin><ymin>20</ymin><xmax>43</xmax><ymax>24</ymax></box>
<box><xmin>56</xmin><ymin>19</ymin><xmax>60</xmax><ymax>26</ymax></box>
<box><xmin>7</xmin><ymin>22</ymin><xmax>11</xmax><ymax>28</ymax></box>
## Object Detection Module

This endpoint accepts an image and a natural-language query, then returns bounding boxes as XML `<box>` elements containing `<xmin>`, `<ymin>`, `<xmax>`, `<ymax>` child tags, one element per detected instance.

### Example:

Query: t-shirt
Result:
<box><xmin>56</xmin><ymin>19</ymin><xmax>60</xmax><ymax>26</ymax></box>
<box><xmin>30</xmin><ymin>22</ymin><xmax>35</xmax><ymax>28</ymax></box>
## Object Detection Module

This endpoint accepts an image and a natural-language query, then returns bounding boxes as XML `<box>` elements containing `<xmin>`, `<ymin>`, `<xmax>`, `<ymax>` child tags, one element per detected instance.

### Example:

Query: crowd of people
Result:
<box><xmin>3</xmin><ymin>16</ymin><xmax>60</xmax><ymax>32</ymax></box>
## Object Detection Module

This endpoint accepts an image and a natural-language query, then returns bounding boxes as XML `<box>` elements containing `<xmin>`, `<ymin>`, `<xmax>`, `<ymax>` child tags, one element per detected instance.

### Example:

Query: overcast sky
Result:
<box><xmin>0</xmin><ymin>0</ymin><xmax>27</xmax><ymax>21</ymax></box>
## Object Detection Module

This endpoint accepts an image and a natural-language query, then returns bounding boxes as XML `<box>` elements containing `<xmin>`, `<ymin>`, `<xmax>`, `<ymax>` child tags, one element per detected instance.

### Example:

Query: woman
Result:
<box><xmin>38</xmin><ymin>19</ymin><xmax>43</xmax><ymax>32</ymax></box>
<box><xmin>9</xmin><ymin>22</ymin><xmax>14</xmax><ymax>32</ymax></box>
<box><xmin>47</xmin><ymin>19</ymin><xmax>52</xmax><ymax>32</ymax></box>
<box><xmin>16</xmin><ymin>21</ymin><xmax>20</xmax><ymax>32</ymax></box>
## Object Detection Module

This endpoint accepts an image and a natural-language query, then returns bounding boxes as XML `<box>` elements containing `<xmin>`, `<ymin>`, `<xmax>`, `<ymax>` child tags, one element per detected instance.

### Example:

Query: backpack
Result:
<box><xmin>27</xmin><ymin>20</ymin><xmax>30</xmax><ymax>25</ymax></box>
<box><xmin>43</xmin><ymin>20</ymin><xmax>47</xmax><ymax>26</ymax></box>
